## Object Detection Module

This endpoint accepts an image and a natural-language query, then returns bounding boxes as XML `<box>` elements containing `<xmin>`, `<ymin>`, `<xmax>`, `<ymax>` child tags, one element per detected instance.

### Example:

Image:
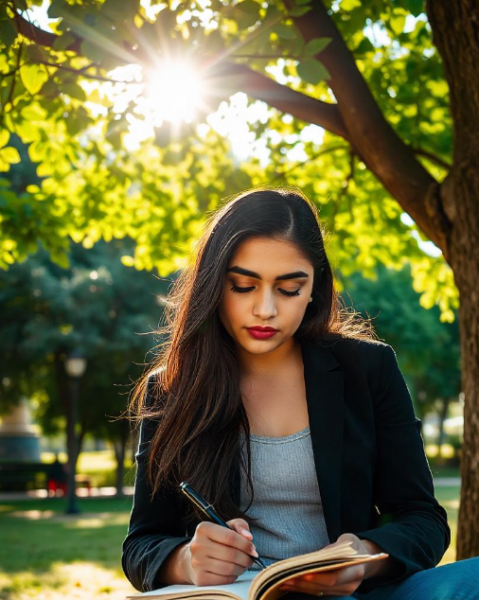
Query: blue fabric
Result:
<box><xmin>283</xmin><ymin>558</ymin><xmax>479</xmax><ymax>600</ymax></box>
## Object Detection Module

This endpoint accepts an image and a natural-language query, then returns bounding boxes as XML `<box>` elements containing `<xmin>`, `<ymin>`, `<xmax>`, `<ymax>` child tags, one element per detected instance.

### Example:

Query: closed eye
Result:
<box><xmin>230</xmin><ymin>285</ymin><xmax>301</xmax><ymax>297</ymax></box>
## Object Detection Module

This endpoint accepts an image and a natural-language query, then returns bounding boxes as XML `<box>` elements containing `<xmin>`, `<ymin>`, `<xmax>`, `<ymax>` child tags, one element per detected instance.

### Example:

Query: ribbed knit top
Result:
<box><xmin>238</xmin><ymin>426</ymin><xmax>330</xmax><ymax>571</ymax></box>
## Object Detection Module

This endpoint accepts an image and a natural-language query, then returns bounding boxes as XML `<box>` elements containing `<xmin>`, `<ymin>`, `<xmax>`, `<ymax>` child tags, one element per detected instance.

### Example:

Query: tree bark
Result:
<box><xmin>436</xmin><ymin>397</ymin><xmax>450</xmax><ymax>459</ymax></box>
<box><xmin>426</xmin><ymin>0</ymin><xmax>479</xmax><ymax>560</ymax></box>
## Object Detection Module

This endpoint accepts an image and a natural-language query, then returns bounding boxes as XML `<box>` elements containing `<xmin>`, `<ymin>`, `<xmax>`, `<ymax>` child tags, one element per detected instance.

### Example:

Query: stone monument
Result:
<box><xmin>0</xmin><ymin>399</ymin><xmax>41</xmax><ymax>462</ymax></box>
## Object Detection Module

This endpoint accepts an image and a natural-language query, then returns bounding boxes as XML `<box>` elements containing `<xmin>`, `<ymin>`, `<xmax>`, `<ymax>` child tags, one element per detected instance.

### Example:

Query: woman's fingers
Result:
<box><xmin>202</xmin><ymin>556</ymin><xmax>251</xmax><ymax>580</ymax></box>
<box><xmin>206</xmin><ymin>542</ymin><xmax>255</xmax><ymax>570</ymax></box>
<box><xmin>226</xmin><ymin>518</ymin><xmax>254</xmax><ymax>541</ymax></box>
<box><xmin>203</xmin><ymin>521</ymin><xmax>258</xmax><ymax>558</ymax></box>
<box><xmin>194</xmin><ymin>521</ymin><xmax>256</xmax><ymax>568</ymax></box>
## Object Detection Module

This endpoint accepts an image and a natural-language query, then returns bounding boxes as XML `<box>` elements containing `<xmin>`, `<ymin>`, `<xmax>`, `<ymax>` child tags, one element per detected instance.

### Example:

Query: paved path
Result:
<box><xmin>0</xmin><ymin>478</ymin><xmax>460</xmax><ymax>502</ymax></box>
<box><xmin>0</xmin><ymin>486</ymin><xmax>134</xmax><ymax>501</ymax></box>
<box><xmin>433</xmin><ymin>477</ymin><xmax>461</xmax><ymax>487</ymax></box>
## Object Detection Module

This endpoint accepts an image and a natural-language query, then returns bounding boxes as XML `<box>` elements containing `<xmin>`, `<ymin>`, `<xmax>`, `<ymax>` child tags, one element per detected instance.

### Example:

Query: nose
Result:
<box><xmin>252</xmin><ymin>289</ymin><xmax>278</xmax><ymax>320</ymax></box>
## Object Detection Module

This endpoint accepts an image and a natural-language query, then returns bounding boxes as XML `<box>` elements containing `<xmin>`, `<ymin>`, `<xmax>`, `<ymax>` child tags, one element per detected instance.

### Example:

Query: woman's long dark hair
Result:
<box><xmin>128</xmin><ymin>186</ymin><xmax>376</xmax><ymax>525</ymax></box>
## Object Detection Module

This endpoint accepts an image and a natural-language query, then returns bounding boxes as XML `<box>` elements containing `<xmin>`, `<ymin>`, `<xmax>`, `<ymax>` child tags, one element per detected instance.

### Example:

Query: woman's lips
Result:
<box><xmin>247</xmin><ymin>328</ymin><xmax>278</xmax><ymax>340</ymax></box>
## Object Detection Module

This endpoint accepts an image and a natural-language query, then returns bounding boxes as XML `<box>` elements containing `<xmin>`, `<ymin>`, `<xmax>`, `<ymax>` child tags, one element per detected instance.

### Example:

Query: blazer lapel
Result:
<box><xmin>300</xmin><ymin>338</ymin><xmax>344</xmax><ymax>543</ymax></box>
<box><xmin>231</xmin><ymin>337</ymin><xmax>345</xmax><ymax>544</ymax></box>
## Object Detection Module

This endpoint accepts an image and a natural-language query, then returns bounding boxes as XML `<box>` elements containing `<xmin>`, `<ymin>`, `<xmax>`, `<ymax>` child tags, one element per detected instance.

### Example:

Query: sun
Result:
<box><xmin>142</xmin><ymin>61</ymin><xmax>204</xmax><ymax>126</ymax></box>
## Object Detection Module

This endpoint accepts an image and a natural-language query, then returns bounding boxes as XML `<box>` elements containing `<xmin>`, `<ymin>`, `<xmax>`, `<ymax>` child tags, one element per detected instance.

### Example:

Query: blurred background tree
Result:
<box><xmin>0</xmin><ymin>238</ymin><xmax>173</xmax><ymax>494</ymax></box>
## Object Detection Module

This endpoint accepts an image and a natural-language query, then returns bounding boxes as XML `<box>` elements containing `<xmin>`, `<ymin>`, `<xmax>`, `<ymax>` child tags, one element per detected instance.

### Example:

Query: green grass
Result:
<box><xmin>0</xmin><ymin>451</ymin><xmax>460</xmax><ymax>600</ymax></box>
<box><xmin>435</xmin><ymin>485</ymin><xmax>460</xmax><ymax>564</ymax></box>
<box><xmin>0</xmin><ymin>497</ymin><xmax>136</xmax><ymax>600</ymax></box>
<box><xmin>0</xmin><ymin>489</ymin><xmax>461</xmax><ymax>600</ymax></box>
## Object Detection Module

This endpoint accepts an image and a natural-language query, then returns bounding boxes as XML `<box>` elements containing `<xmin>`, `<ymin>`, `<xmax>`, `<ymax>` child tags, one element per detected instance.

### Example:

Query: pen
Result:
<box><xmin>180</xmin><ymin>481</ymin><xmax>267</xmax><ymax>570</ymax></box>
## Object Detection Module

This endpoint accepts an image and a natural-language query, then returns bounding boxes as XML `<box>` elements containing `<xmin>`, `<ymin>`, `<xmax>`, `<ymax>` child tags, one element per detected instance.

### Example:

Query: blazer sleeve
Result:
<box><xmin>353</xmin><ymin>343</ymin><xmax>451</xmax><ymax>594</ymax></box>
<box><xmin>121</xmin><ymin>376</ymin><xmax>192</xmax><ymax>592</ymax></box>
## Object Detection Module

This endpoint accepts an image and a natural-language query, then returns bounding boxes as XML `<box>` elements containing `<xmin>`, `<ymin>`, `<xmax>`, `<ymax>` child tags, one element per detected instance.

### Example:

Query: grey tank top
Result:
<box><xmin>238</xmin><ymin>426</ymin><xmax>330</xmax><ymax>570</ymax></box>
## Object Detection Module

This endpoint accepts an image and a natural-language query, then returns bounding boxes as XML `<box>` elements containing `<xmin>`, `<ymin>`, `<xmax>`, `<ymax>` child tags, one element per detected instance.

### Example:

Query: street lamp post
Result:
<box><xmin>65</xmin><ymin>352</ymin><xmax>87</xmax><ymax>515</ymax></box>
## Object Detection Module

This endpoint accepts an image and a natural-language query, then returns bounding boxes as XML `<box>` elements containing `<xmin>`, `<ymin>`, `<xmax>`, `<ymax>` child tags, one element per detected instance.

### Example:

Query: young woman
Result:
<box><xmin>122</xmin><ymin>188</ymin><xmax>478</xmax><ymax>600</ymax></box>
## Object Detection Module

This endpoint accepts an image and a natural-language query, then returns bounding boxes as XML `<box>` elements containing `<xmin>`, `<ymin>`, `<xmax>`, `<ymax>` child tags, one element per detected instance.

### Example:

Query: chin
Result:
<box><xmin>240</xmin><ymin>335</ymin><xmax>282</xmax><ymax>353</ymax></box>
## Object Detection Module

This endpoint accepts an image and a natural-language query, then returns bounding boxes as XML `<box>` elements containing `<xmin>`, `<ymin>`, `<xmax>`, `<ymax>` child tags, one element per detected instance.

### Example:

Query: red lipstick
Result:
<box><xmin>246</xmin><ymin>326</ymin><xmax>278</xmax><ymax>340</ymax></box>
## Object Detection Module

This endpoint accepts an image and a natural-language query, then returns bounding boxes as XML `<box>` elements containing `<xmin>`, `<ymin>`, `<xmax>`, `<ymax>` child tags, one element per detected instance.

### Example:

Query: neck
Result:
<box><xmin>238</xmin><ymin>336</ymin><xmax>302</xmax><ymax>378</ymax></box>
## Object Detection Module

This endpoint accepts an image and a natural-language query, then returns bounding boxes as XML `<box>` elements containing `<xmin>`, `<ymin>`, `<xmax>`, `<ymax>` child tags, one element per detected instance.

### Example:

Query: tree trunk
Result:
<box><xmin>426</xmin><ymin>0</ymin><xmax>479</xmax><ymax>560</ymax></box>
<box><xmin>437</xmin><ymin>398</ymin><xmax>450</xmax><ymax>459</ymax></box>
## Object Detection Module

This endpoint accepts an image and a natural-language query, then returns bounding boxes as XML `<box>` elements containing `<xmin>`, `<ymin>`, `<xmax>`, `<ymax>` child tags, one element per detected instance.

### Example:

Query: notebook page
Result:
<box><xmin>127</xmin><ymin>570</ymin><xmax>257</xmax><ymax>600</ymax></box>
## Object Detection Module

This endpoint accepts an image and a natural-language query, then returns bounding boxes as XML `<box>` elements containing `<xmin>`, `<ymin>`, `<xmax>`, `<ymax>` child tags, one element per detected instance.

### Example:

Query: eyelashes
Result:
<box><xmin>230</xmin><ymin>285</ymin><xmax>301</xmax><ymax>297</ymax></box>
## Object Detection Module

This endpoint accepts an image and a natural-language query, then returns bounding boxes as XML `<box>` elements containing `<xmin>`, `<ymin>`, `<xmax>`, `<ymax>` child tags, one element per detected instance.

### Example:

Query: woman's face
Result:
<box><xmin>218</xmin><ymin>237</ymin><xmax>314</xmax><ymax>355</ymax></box>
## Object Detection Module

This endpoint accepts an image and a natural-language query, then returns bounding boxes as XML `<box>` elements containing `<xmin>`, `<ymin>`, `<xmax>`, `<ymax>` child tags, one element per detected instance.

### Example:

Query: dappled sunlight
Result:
<box><xmin>63</xmin><ymin>513</ymin><xmax>130</xmax><ymax>529</ymax></box>
<box><xmin>8</xmin><ymin>510</ymin><xmax>129</xmax><ymax>527</ymax></box>
<box><xmin>0</xmin><ymin>561</ymin><xmax>134</xmax><ymax>600</ymax></box>
<box><xmin>442</xmin><ymin>499</ymin><xmax>460</xmax><ymax>510</ymax></box>
<box><xmin>10</xmin><ymin>510</ymin><xmax>55</xmax><ymax>520</ymax></box>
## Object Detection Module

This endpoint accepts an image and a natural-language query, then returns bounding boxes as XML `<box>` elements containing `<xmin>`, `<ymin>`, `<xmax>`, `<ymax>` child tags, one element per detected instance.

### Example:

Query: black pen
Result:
<box><xmin>180</xmin><ymin>481</ymin><xmax>267</xmax><ymax>570</ymax></box>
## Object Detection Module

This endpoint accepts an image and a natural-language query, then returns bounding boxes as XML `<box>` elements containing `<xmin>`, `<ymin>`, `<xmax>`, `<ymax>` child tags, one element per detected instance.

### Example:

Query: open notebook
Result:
<box><xmin>126</xmin><ymin>540</ymin><xmax>389</xmax><ymax>600</ymax></box>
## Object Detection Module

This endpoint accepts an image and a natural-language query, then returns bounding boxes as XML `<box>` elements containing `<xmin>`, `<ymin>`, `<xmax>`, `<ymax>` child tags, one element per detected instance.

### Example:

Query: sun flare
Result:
<box><xmin>142</xmin><ymin>62</ymin><xmax>204</xmax><ymax>126</ymax></box>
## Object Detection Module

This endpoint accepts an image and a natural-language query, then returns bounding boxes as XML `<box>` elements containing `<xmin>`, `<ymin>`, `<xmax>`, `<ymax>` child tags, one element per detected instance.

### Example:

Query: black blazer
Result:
<box><xmin>122</xmin><ymin>336</ymin><xmax>450</xmax><ymax>595</ymax></box>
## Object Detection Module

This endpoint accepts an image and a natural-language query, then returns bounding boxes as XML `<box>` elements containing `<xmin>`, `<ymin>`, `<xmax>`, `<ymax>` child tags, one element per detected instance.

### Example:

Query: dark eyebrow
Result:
<box><xmin>226</xmin><ymin>266</ymin><xmax>309</xmax><ymax>281</ymax></box>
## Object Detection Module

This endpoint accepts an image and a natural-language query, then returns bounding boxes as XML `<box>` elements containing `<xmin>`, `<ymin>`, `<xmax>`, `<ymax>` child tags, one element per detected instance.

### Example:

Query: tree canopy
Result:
<box><xmin>1</xmin><ymin>0</ymin><xmax>457</xmax><ymax>321</ymax></box>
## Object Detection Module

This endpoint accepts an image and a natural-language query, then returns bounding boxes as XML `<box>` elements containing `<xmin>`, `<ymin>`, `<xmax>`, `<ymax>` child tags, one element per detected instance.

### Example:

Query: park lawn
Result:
<box><xmin>434</xmin><ymin>485</ymin><xmax>459</xmax><ymax>565</ymax></box>
<box><xmin>0</xmin><ymin>485</ymin><xmax>459</xmax><ymax>600</ymax></box>
<box><xmin>0</xmin><ymin>497</ymin><xmax>136</xmax><ymax>600</ymax></box>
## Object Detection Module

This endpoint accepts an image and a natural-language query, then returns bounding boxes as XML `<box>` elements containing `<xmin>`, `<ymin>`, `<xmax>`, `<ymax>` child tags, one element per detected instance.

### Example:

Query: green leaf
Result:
<box><xmin>19</xmin><ymin>64</ymin><xmax>49</xmax><ymax>95</ymax></box>
<box><xmin>49</xmin><ymin>251</ymin><xmax>70</xmax><ymax>269</ymax></box>
<box><xmin>341</xmin><ymin>0</ymin><xmax>361</xmax><ymax>9</ymax></box>
<box><xmin>405</xmin><ymin>0</ymin><xmax>424</xmax><ymax>17</ymax></box>
<box><xmin>102</xmin><ymin>0</ymin><xmax>139</xmax><ymax>21</ymax></box>
<box><xmin>390</xmin><ymin>14</ymin><xmax>406</xmax><ymax>35</ymax></box>
<box><xmin>0</xmin><ymin>130</ymin><xmax>9</xmax><ymax>148</ymax></box>
<box><xmin>289</xmin><ymin>6</ymin><xmax>313</xmax><ymax>17</ymax></box>
<box><xmin>38</xmin><ymin>78</ymin><xmax>60</xmax><ymax>100</ymax></box>
<box><xmin>296</xmin><ymin>58</ymin><xmax>331</xmax><ymax>84</ymax></box>
<box><xmin>236</xmin><ymin>0</ymin><xmax>261</xmax><ymax>15</ymax></box>
<box><xmin>24</xmin><ymin>45</ymin><xmax>49</xmax><ymax>64</ymax></box>
<box><xmin>80</xmin><ymin>40</ymin><xmax>106</xmax><ymax>64</ymax></box>
<box><xmin>0</xmin><ymin>4</ymin><xmax>10</xmax><ymax>20</ymax></box>
<box><xmin>355</xmin><ymin>37</ymin><xmax>375</xmax><ymax>54</ymax></box>
<box><xmin>274</xmin><ymin>23</ymin><xmax>296</xmax><ymax>39</ymax></box>
<box><xmin>63</xmin><ymin>82</ymin><xmax>87</xmax><ymax>102</ymax></box>
<box><xmin>304</xmin><ymin>37</ymin><xmax>332</xmax><ymax>56</ymax></box>
<box><xmin>47</xmin><ymin>0</ymin><xmax>69</xmax><ymax>19</ymax></box>
<box><xmin>0</xmin><ymin>20</ymin><xmax>17</xmax><ymax>49</ymax></box>
<box><xmin>0</xmin><ymin>146</ymin><xmax>21</xmax><ymax>164</ymax></box>
<box><xmin>236</xmin><ymin>0</ymin><xmax>261</xmax><ymax>28</ymax></box>
<box><xmin>53</xmin><ymin>32</ymin><xmax>77</xmax><ymax>51</ymax></box>
<box><xmin>20</xmin><ymin>103</ymin><xmax>48</xmax><ymax>122</ymax></box>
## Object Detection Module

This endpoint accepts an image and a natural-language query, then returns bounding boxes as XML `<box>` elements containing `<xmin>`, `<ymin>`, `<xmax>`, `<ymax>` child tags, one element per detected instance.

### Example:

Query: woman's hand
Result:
<box><xmin>182</xmin><ymin>518</ymin><xmax>258</xmax><ymax>586</ymax></box>
<box><xmin>279</xmin><ymin>534</ymin><xmax>385</xmax><ymax>597</ymax></box>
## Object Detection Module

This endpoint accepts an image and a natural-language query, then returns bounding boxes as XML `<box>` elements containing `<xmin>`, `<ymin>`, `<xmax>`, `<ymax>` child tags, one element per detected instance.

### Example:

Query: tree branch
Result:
<box><xmin>206</xmin><ymin>62</ymin><xmax>350</xmax><ymax>141</ymax></box>
<box><xmin>38</xmin><ymin>61</ymin><xmax>143</xmax><ymax>84</ymax></box>
<box><xmin>12</xmin><ymin>9</ymin><xmax>352</xmax><ymax>142</ymax></box>
<box><xmin>14</xmin><ymin>11</ymin><xmax>82</xmax><ymax>52</ymax></box>
<box><xmin>283</xmin><ymin>0</ymin><xmax>452</xmax><ymax>259</ymax></box>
